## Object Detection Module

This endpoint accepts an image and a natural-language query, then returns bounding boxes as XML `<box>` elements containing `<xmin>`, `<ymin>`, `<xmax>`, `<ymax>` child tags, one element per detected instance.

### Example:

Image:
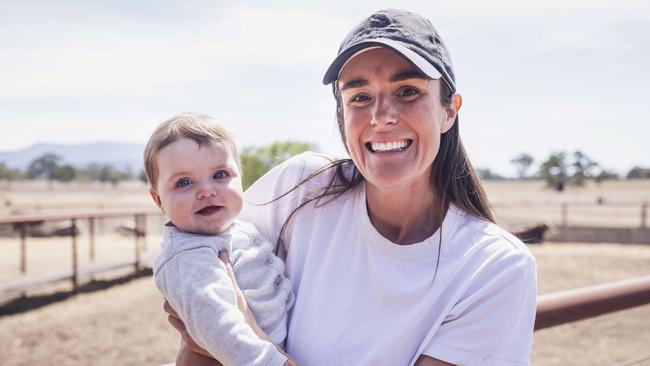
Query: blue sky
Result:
<box><xmin>0</xmin><ymin>0</ymin><xmax>648</xmax><ymax>176</ymax></box>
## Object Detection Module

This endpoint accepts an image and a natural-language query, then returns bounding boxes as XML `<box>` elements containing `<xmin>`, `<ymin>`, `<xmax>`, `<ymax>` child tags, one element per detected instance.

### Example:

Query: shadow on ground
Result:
<box><xmin>0</xmin><ymin>268</ymin><xmax>153</xmax><ymax>317</ymax></box>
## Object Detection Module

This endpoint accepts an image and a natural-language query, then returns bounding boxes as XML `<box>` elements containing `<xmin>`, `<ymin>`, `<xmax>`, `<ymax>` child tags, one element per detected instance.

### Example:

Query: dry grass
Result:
<box><xmin>1</xmin><ymin>180</ymin><xmax>650</xmax><ymax>365</ymax></box>
<box><xmin>0</xmin><ymin>242</ymin><xmax>648</xmax><ymax>366</ymax></box>
<box><xmin>483</xmin><ymin>180</ymin><xmax>650</xmax><ymax>228</ymax></box>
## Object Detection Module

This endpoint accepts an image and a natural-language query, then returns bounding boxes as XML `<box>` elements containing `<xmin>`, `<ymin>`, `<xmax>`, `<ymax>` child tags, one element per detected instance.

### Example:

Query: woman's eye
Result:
<box><xmin>175</xmin><ymin>178</ymin><xmax>192</xmax><ymax>188</ymax></box>
<box><xmin>350</xmin><ymin>94</ymin><xmax>371</xmax><ymax>104</ymax></box>
<box><xmin>213</xmin><ymin>170</ymin><xmax>229</xmax><ymax>180</ymax></box>
<box><xmin>397</xmin><ymin>87</ymin><xmax>420</xmax><ymax>98</ymax></box>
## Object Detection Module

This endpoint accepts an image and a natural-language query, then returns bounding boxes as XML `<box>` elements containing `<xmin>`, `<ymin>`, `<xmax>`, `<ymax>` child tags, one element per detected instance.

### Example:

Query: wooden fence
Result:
<box><xmin>492</xmin><ymin>201</ymin><xmax>649</xmax><ymax>229</ymax></box>
<box><xmin>2</xmin><ymin>209</ymin><xmax>650</xmax><ymax>359</ymax></box>
<box><xmin>0</xmin><ymin>209</ymin><xmax>160</xmax><ymax>295</ymax></box>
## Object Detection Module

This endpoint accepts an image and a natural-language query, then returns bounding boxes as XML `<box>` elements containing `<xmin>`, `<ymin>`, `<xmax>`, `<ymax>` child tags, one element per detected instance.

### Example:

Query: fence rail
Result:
<box><xmin>492</xmin><ymin>201</ymin><xmax>649</xmax><ymax>229</ymax></box>
<box><xmin>0</xmin><ymin>208</ymin><xmax>161</xmax><ymax>294</ymax></box>
<box><xmin>535</xmin><ymin>275</ymin><xmax>650</xmax><ymax>330</ymax></box>
<box><xmin>3</xmin><ymin>209</ymin><xmax>650</xmax><ymax>342</ymax></box>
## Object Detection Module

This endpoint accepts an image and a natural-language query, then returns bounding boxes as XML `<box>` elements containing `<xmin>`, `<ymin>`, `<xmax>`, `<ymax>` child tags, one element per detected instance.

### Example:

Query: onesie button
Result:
<box><xmin>266</xmin><ymin>257</ymin><xmax>274</xmax><ymax>265</ymax></box>
<box><xmin>274</xmin><ymin>275</ymin><xmax>282</xmax><ymax>287</ymax></box>
<box><xmin>253</xmin><ymin>237</ymin><xmax>263</xmax><ymax>245</ymax></box>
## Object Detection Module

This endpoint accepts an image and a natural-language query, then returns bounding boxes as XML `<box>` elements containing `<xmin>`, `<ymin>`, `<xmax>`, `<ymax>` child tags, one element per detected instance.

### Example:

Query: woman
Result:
<box><xmin>167</xmin><ymin>9</ymin><xmax>536</xmax><ymax>366</ymax></box>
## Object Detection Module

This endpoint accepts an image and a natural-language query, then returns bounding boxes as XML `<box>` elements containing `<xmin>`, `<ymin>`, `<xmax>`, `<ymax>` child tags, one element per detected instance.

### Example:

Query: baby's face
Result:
<box><xmin>150</xmin><ymin>138</ymin><xmax>243</xmax><ymax>235</ymax></box>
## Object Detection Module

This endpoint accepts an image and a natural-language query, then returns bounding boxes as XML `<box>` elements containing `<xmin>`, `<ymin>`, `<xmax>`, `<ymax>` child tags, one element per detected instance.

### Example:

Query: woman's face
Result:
<box><xmin>338</xmin><ymin>47</ymin><xmax>457</xmax><ymax>193</ymax></box>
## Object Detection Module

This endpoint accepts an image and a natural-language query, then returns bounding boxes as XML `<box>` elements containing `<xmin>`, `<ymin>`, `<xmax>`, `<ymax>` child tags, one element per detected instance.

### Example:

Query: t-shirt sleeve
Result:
<box><xmin>422</xmin><ymin>249</ymin><xmax>537</xmax><ymax>366</ymax></box>
<box><xmin>154</xmin><ymin>246</ymin><xmax>287</xmax><ymax>366</ymax></box>
<box><xmin>241</xmin><ymin>151</ymin><xmax>333</xmax><ymax>253</ymax></box>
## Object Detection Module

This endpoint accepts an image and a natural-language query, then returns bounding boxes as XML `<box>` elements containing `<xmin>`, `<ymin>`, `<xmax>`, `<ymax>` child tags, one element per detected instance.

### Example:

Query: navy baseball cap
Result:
<box><xmin>322</xmin><ymin>9</ymin><xmax>456</xmax><ymax>93</ymax></box>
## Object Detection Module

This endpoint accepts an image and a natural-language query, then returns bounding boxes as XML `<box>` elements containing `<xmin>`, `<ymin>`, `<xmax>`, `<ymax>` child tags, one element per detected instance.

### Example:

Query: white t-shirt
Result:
<box><xmin>241</xmin><ymin>152</ymin><xmax>537</xmax><ymax>366</ymax></box>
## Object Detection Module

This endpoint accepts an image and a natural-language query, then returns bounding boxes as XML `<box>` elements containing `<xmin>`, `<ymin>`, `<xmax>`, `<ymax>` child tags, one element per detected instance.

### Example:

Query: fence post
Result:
<box><xmin>19</xmin><ymin>222</ymin><xmax>27</xmax><ymax>274</ymax></box>
<box><xmin>71</xmin><ymin>218</ymin><xmax>78</xmax><ymax>291</ymax></box>
<box><xmin>561</xmin><ymin>203</ymin><xmax>568</xmax><ymax>228</ymax></box>
<box><xmin>89</xmin><ymin>217</ymin><xmax>96</xmax><ymax>262</ymax></box>
<box><xmin>642</xmin><ymin>202</ymin><xmax>648</xmax><ymax>229</ymax></box>
<box><xmin>141</xmin><ymin>214</ymin><xmax>147</xmax><ymax>252</ymax></box>
<box><xmin>134</xmin><ymin>214</ymin><xmax>141</xmax><ymax>271</ymax></box>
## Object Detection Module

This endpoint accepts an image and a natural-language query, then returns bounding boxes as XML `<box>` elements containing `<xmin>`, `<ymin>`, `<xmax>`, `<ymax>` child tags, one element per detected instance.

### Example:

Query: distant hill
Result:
<box><xmin>0</xmin><ymin>142</ymin><xmax>145</xmax><ymax>172</ymax></box>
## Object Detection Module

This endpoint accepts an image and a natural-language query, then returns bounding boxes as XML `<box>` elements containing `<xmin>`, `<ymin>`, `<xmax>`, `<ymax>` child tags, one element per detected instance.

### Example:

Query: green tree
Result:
<box><xmin>510</xmin><ymin>153</ymin><xmax>534</xmax><ymax>179</ymax></box>
<box><xmin>627</xmin><ymin>166</ymin><xmax>650</xmax><ymax>179</ymax></box>
<box><xmin>240</xmin><ymin>141</ymin><xmax>317</xmax><ymax>190</ymax></box>
<box><xmin>476</xmin><ymin>168</ymin><xmax>505</xmax><ymax>180</ymax></box>
<box><xmin>98</xmin><ymin>164</ymin><xmax>130</xmax><ymax>186</ymax></box>
<box><xmin>594</xmin><ymin>169</ymin><xmax>619</xmax><ymax>183</ymax></box>
<box><xmin>571</xmin><ymin>150</ymin><xmax>598</xmax><ymax>186</ymax></box>
<box><xmin>51</xmin><ymin>164</ymin><xmax>77</xmax><ymax>182</ymax></box>
<box><xmin>79</xmin><ymin>163</ymin><xmax>102</xmax><ymax>181</ymax></box>
<box><xmin>25</xmin><ymin>153</ymin><xmax>61</xmax><ymax>181</ymax></box>
<box><xmin>0</xmin><ymin>162</ymin><xmax>23</xmax><ymax>180</ymax></box>
<box><xmin>539</xmin><ymin>152</ymin><xmax>568</xmax><ymax>191</ymax></box>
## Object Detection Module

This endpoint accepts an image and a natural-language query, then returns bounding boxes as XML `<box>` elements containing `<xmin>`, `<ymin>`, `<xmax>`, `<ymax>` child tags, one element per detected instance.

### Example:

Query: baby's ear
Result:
<box><xmin>149</xmin><ymin>188</ymin><xmax>164</xmax><ymax>212</ymax></box>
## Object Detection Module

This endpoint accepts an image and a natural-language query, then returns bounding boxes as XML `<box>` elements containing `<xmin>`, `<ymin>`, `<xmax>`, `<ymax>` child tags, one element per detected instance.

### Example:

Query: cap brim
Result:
<box><xmin>322</xmin><ymin>38</ymin><xmax>442</xmax><ymax>85</ymax></box>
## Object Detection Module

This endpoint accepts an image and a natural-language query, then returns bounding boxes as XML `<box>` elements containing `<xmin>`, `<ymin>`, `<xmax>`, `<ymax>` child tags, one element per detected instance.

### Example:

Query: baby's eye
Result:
<box><xmin>213</xmin><ymin>170</ymin><xmax>229</xmax><ymax>180</ymax></box>
<box><xmin>175</xmin><ymin>178</ymin><xmax>192</xmax><ymax>188</ymax></box>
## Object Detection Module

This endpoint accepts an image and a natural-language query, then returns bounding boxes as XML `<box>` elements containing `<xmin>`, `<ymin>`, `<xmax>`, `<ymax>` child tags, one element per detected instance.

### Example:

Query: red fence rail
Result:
<box><xmin>535</xmin><ymin>275</ymin><xmax>650</xmax><ymax>330</ymax></box>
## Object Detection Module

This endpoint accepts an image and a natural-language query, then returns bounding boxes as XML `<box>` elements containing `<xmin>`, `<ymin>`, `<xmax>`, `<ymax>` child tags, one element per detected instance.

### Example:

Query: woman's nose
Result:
<box><xmin>370</xmin><ymin>95</ymin><xmax>397</xmax><ymax>127</ymax></box>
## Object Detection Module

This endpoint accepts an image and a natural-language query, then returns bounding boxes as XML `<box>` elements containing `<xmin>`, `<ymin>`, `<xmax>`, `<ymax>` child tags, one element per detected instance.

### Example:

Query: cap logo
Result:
<box><xmin>369</xmin><ymin>14</ymin><xmax>390</xmax><ymax>28</ymax></box>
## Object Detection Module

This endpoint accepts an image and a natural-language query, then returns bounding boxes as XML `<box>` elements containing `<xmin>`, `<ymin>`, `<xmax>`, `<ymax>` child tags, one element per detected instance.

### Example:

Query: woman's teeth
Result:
<box><xmin>369</xmin><ymin>140</ymin><xmax>409</xmax><ymax>152</ymax></box>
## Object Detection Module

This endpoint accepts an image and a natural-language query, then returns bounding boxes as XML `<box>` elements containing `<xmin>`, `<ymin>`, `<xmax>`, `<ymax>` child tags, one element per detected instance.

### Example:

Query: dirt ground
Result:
<box><xmin>0</xmin><ymin>242</ymin><xmax>648</xmax><ymax>366</ymax></box>
<box><xmin>1</xmin><ymin>180</ymin><xmax>649</xmax><ymax>365</ymax></box>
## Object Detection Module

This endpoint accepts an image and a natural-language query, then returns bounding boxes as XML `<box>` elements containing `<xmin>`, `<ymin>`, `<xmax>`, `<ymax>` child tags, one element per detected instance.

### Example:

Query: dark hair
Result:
<box><xmin>270</xmin><ymin>79</ymin><xmax>494</xmax><ymax>260</ymax></box>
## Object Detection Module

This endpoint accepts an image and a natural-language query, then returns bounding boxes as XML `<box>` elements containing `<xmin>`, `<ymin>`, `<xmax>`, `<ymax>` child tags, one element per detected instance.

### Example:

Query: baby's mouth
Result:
<box><xmin>196</xmin><ymin>205</ymin><xmax>222</xmax><ymax>216</ymax></box>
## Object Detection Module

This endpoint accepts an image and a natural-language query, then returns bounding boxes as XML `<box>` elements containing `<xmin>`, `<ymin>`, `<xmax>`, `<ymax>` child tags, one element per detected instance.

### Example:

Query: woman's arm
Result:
<box><xmin>414</xmin><ymin>355</ymin><xmax>455</xmax><ymax>366</ymax></box>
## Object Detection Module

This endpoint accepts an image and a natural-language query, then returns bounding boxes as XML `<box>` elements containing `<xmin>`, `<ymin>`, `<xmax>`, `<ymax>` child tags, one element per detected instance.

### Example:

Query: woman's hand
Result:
<box><xmin>176</xmin><ymin>339</ymin><xmax>223</xmax><ymax>366</ymax></box>
<box><xmin>218</xmin><ymin>250</ymin><xmax>299</xmax><ymax>366</ymax></box>
<box><xmin>217</xmin><ymin>250</ymin><xmax>273</xmax><ymax>342</ymax></box>
<box><xmin>164</xmin><ymin>300</ymin><xmax>214</xmax><ymax>359</ymax></box>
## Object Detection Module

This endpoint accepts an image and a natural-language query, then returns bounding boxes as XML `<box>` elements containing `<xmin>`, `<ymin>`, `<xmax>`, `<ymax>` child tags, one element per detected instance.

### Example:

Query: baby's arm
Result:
<box><xmin>155</xmin><ymin>245</ymin><xmax>287</xmax><ymax>366</ymax></box>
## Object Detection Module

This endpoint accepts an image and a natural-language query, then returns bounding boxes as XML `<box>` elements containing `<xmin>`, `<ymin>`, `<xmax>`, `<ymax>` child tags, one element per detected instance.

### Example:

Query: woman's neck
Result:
<box><xmin>365</xmin><ymin>180</ymin><xmax>444</xmax><ymax>245</ymax></box>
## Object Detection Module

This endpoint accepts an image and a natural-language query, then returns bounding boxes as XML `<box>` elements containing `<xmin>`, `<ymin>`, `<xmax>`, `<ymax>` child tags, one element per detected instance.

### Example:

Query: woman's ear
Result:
<box><xmin>442</xmin><ymin>92</ymin><xmax>462</xmax><ymax>133</ymax></box>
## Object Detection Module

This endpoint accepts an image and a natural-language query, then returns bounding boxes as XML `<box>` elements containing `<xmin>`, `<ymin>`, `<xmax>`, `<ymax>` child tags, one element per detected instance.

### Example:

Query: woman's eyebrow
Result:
<box><xmin>339</xmin><ymin>79</ymin><xmax>368</xmax><ymax>91</ymax></box>
<box><xmin>390</xmin><ymin>70</ymin><xmax>427</xmax><ymax>82</ymax></box>
<box><xmin>340</xmin><ymin>70</ymin><xmax>426</xmax><ymax>91</ymax></box>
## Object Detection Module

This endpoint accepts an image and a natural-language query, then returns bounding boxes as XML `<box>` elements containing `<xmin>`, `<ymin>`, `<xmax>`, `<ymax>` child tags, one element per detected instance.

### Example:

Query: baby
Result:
<box><xmin>145</xmin><ymin>113</ymin><xmax>294</xmax><ymax>366</ymax></box>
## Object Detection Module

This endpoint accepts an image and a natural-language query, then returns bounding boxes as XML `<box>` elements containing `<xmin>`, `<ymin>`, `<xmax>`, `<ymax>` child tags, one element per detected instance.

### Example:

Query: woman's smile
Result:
<box><xmin>366</xmin><ymin>139</ymin><xmax>412</xmax><ymax>153</ymax></box>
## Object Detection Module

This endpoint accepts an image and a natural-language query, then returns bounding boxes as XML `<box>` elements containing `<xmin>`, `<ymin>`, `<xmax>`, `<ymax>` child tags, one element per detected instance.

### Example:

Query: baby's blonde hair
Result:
<box><xmin>143</xmin><ymin>113</ymin><xmax>239</xmax><ymax>188</ymax></box>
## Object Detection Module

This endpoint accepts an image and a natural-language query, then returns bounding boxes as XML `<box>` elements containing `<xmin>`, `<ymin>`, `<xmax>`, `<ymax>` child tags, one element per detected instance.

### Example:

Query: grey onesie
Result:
<box><xmin>153</xmin><ymin>220</ymin><xmax>294</xmax><ymax>366</ymax></box>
